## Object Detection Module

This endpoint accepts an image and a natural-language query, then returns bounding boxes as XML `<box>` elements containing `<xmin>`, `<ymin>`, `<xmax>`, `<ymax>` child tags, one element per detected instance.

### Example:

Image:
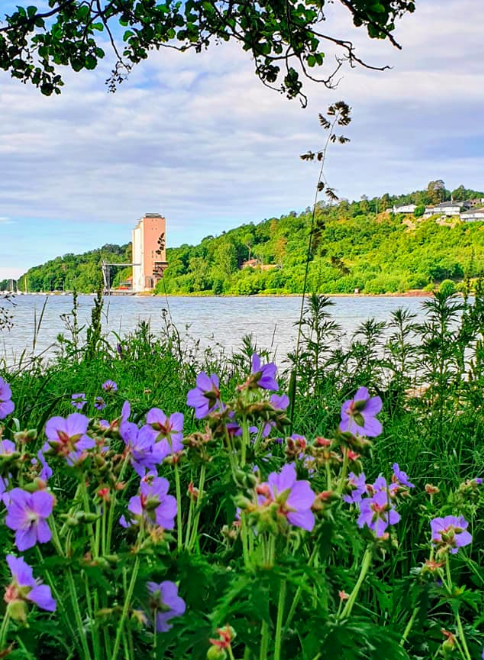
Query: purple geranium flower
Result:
<box><xmin>31</xmin><ymin>451</ymin><xmax>53</xmax><ymax>482</ymax></box>
<box><xmin>146</xmin><ymin>409</ymin><xmax>184</xmax><ymax>458</ymax></box>
<box><xmin>94</xmin><ymin>397</ymin><xmax>106</xmax><ymax>411</ymax></box>
<box><xmin>392</xmin><ymin>463</ymin><xmax>415</xmax><ymax>489</ymax></box>
<box><xmin>5</xmin><ymin>489</ymin><xmax>54</xmax><ymax>551</ymax></box>
<box><xmin>343</xmin><ymin>472</ymin><xmax>367</xmax><ymax>504</ymax></box>
<box><xmin>102</xmin><ymin>380</ymin><xmax>118</xmax><ymax>393</ymax></box>
<box><xmin>71</xmin><ymin>393</ymin><xmax>87</xmax><ymax>410</ymax></box>
<box><xmin>121</xmin><ymin>423</ymin><xmax>164</xmax><ymax>476</ymax></box>
<box><xmin>44</xmin><ymin>413</ymin><xmax>95</xmax><ymax>465</ymax></box>
<box><xmin>5</xmin><ymin>555</ymin><xmax>56</xmax><ymax>612</ymax></box>
<box><xmin>430</xmin><ymin>516</ymin><xmax>472</xmax><ymax>555</ymax></box>
<box><xmin>187</xmin><ymin>373</ymin><xmax>222</xmax><ymax>419</ymax></box>
<box><xmin>339</xmin><ymin>387</ymin><xmax>382</xmax><ymax>437</ymax></box>
<box><xmin>259</xmin><ymin>463</ymin><xmax>316</xmax><ymax>531</ymax></box>
<box><xmin>120</xmin><ymin>477</ymin><xmax>177</xmax><ymax>530</ymax></box>
<box><xmin>251</xmin><ymin>353</ymin><xmax>278</xmax><ymax>391</ymax></box>
<box><xmin>357</xmin><ymin>489</ymin><xmax>400</xmax><ymax>538</ymax></box>
<box><xmin>146</xmin><ymin>581</ymin><xmax>186</xmax><ymax>633</ymax></box>
<box><xmin>0</xmin><ymin>377</ymin><xmax>14</xmax><ymax>420</ymax></box>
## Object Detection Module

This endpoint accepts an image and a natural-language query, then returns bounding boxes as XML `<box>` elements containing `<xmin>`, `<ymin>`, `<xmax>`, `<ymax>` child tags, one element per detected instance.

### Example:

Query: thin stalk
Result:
<box><xmin>399</xmin><ymin>605</ymin><xmax>419</xmax><ymax>646</ymax></box>
<box><xmin>446</xmin><ymin>559</ymin><xmax>472</xmax><ymax>660</ymax></box>
<box><xmin>110</xmin><ymin>556</ymin><xmax>140</xmax><ymax>660</ymax></box>
<box><xmin>259</xmin><ymin>620</ymin><xmax>270</xmax><ymax>660</ymax></box>
<box><xmin>339</xmin><ymin>546</ymin><xmax>372</xmax><ymax>619</ymax></box>
<box><xmin>67</xmin><ymin>568</ymin><xmax>92</xmax><ymax>660</ymax></box>
<box><xmin>0</xmin><ymin>612</ymin><xmax>10</xmax><ymax>650</ymax></box>
<box><xmin>174</xmin><ymin>463</ymin><xmax>183</xmax><ymax>554</ymax></box>
<box><xmin>107</xmin><ymin>456</ymin><xmax>129</xmax><ymax>553</ymax></box>
<box><xmin>188</xmin><ymin>464</ymin><xmax>206</xmax><ymax>551</ymax></box>
<box><xmin>274</xmin><ymin>580</ymin><xmax>287</xmax><ymax>660</ymax></box>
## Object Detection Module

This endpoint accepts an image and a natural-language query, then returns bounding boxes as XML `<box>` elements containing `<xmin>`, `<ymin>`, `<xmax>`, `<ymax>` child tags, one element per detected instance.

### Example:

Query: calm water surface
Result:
<box><xmin>0</xmin><ymin>294</ymin><xmax>428</xmax><ymax>364</ymax></box>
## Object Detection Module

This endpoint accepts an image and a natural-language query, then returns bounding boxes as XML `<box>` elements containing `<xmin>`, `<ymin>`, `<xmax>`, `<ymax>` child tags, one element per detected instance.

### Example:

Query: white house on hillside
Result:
<box><xmin>423</xmin><ymin>201</ymin><xmax>463</xmax><ymax>218</ymax></box>
<box><xmin>392</xmin><ymin>204</ymin><xmax>417</xmax><ymax>213</ymax></box>
<box><xmin>461</xmin><ymin>207</ymin><xmax>484</xmax><ymax>222</ymax></box>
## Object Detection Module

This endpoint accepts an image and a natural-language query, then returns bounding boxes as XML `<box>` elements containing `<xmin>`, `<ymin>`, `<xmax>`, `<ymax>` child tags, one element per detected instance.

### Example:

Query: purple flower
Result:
<box><xmin>5</xmin><ymin>489</ymin><xmax>54</xmax><ymax>551</ymax></box>
<box><xmin>187</xmin><ymin>373</ymin><xmax>222</xmax><ymax>419</ymax></box>
<box><xmin>94</xmin><ymin>397</ymin><xmax>106</xmax><ymax>411</ymax></box>
<box><xmin>357</xmin><ymin>490</ymin><xmax>400</xmax><ymax>538</ymax></box>
<box><xmin>251</xmin><ymin>353</ymin><xmax>278</xmax><ymax>391</ymax></box>
<box><xmin>120</xmin><ymin>477</ymin><xmax>177</xmax><ymax>529</ymax></box>
<box><xmin>71</xmin><ymin>393</ymin><xmax>87</xmax><ymax>410</ymax></box>
<box><xmin>146</xmin><ymin>409</ymin><xmax>184</xmax><ymax>458</ymax></box>
<box><xmin>102</xmin><ymin>380</ymin><xmax>118</xmax><ymax>393</ymax></box>
<box><xmin>5</xmin><ymin>555</ymin><xmax>56</xmax><ymax>612</ymax></box>
<box><xmin>271</xmin><ymin>394</ymin><xmax>289</xmax><ymax>410</ymax></box>
<box><xmin>339</xmin><ymin>387</ymin><xmax>382</xmax><ymax>437</ymax></box>
<box><xmin>31</xmin><ymin>451</ymin><xmax>53</xmax><ymax>482</ymax></box>
<box><xmin>44</xmin><ymin>413</ymin><xmax>95</xmax><ymax>465</ymax></box>
<box><xmin>146</xmin><ymin>581</ymin><xmax>186</xmax><ymax>633</ymax></box>
<box><xmin>343</xmin><ymin>472</ymin><xmax>367</xmax><ymax>504</ymax></box>
<box><xmin>392</xmin><ymin>463</ymin><xmax>415</xmax><ymax>489</ymax></box>
<box><xmin>430</xmin><ymin>516</ymin><xmax>472</xmax><ymax>555</ymax></box>
<box><xmin>121</xmin><ymin>423</ymin><xmax>164</xmax><ymax>476</ymax></box>
<box><xmin>259</xmin><ymin>463</ymin><xmax>316</xmax><ymax>531</ymax></box>
<box><xmin>0</xmin><ymin>377</ymin><xmax>14</xmax><ymax>420</ymax></box>
<box><xmin>0</xmin><ymin>439</ymin><xmax>16</xmax><ymax>456</ymax></box>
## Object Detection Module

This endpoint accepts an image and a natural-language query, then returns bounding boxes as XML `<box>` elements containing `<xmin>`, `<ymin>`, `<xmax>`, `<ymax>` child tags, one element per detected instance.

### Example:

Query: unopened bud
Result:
<box><xmin>207</xmin><ymin>646</ymin><xmax>227</xmax><ymax>660</ymax></box>
<box><xmin>425</xmin><ymin>484</ymin><xmax>440</xmax><ymax>495</ymax></box>
<box><xmin>7</xmin><ymin>599</ymin><xmax>27</xmax><ymax>623</ymax></box>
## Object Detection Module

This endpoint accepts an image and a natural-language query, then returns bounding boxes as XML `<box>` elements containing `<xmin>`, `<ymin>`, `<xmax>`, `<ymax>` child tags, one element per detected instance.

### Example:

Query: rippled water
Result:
<box><xmin>0</xmin><ymin>294</ymin><xmax>429</xmax><ymax>365</ymax></box>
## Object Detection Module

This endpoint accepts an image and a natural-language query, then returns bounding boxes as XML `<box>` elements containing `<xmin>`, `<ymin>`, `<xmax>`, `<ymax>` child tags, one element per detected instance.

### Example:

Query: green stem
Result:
<box><xmin>188</xmin><ymin>464</ymin><xmax>206</xmax><ymax>551</ymax></box>
<box><xmin>0</xmin><ymin>612</ymin><xmax>10</xmax><ymax>650</ymax></box>
<box><xmin>36</xmin><ymin>547</ymin><xmax>81</xmax><ymax>654</ymax></box>
<box><xmin>340</xmin><ymin>546</ymin><xmax>373</xmax><ymax>619</ymax></box>
<box><xmin>274</xmin><ymin>580</ymin><xmax>287</xmax><ymax>660</ymax></box>
<box><xmin>336</xmin><ymin>449</ymin><xmax>349</xmax><ymax>496</ymax></box>
<box><xmin>107</xmin><ymin>456</ymin><xmax>129</xmax><ymax>553</ymax></box>
<box><xmin>399</xmin><ymin>605</ymin><xmax>419</xmax><ymax>646</ymax></box>
<box><xmin>110</xmin><ymin>556</ymin><xmax>140</xmax><ymax>660</ymax></box>
<box><xmin>67</xmin><ymin>568</ymin><xmax>92</xmax><ymax>660</ymax></box>
<box><xmin>240</xmin><ymin>513</ymin><xmax>251</xmax><ymax>569</ymax></box>
<box><xmin>446</xmin><ymin>559</ymin><xmax>472</xmax><ymax>660</ymax></box>
<box><xmin>174</xmin><ymin>463</ymin><xmax>183</xmax><ymax>554</ymax></box>
<box><xmin>259</xmin><ymin>620</ymin><xmax>270</xmax><ymax>660</ymax></box>
<box><xmin>283</xmin><ymin>545</ymin><xmax>318</xmax><ymax>636</ymax></box>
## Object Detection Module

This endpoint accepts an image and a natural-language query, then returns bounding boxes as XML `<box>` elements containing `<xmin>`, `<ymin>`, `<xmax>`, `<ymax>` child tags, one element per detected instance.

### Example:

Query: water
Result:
<box><xmin>0</xmin><ymin>294</ymin><xmax>429</xmax><ymax>364</ymax></box>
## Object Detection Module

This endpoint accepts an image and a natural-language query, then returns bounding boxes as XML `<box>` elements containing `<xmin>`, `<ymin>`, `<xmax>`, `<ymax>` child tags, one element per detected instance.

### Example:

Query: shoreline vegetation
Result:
<box><xmin>0</xmin><ymin>290</ymin><xmax>483</xmax><ymax>658</ymax></box>
<box><xmin>3</xmin><ymin>182</ymin><xmax>484</xmax><ymax>299</ymax></box>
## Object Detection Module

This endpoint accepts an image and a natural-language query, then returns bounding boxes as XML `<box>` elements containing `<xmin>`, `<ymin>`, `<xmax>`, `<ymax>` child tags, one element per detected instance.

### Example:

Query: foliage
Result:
<box><xmin>17</xmin><ymin>244</ymin><xmax>131</xmax><ymax>294</ymax></box>
<box><xmin>1</xmin><ymin>291</ymin><xmax>484</xmax><ymax>659</ymax></box>
<box><xmin>0</xmin><ymin>0</ymin><xmax>415</xmax><ymax>102</ymax></box>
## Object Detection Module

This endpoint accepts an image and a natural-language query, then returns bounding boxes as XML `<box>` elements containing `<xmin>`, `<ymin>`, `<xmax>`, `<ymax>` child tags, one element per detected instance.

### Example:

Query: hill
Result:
<box><xmin>9</xmin><ymin>183</ymin><xmax>484</xmax><ymax>295</ymax></box>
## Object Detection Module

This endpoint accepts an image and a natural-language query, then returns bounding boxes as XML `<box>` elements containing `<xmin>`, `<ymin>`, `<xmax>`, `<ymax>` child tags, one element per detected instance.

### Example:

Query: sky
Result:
<box><xmin>0</xmin><ymin>0</ymin><xmax>483</xmax><ymax>279</ymax></box>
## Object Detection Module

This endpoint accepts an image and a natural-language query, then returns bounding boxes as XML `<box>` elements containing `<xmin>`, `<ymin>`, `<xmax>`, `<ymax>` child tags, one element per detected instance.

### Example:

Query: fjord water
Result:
<box><xmin>0</xmin><ymin>294</ymin><xmax>427</xmax><ymax>364</ymax></box>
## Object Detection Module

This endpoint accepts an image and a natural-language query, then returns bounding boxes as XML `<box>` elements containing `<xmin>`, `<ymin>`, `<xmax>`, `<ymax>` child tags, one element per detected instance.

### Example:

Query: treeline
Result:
<box><xmin>159</xmin><ymin>182</ymin><xmax>484</xmax><ymax>296</ymax></box>
<box><xmin>15</xmin><ymin>244</ymin><xmax>131</xmax><ymax>293</ymax></box>
<box><xmin>14</xmin><ymin>182</ymin><xmax>484</xmax><ymax>295</ymax></box>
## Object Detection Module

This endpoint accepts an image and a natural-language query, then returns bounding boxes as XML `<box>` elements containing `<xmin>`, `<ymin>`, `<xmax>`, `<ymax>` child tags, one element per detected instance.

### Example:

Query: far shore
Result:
<box><xmin>11</xmin><ymin>289</ymin><xmax>436</xmax><ymax>298</ymax></box>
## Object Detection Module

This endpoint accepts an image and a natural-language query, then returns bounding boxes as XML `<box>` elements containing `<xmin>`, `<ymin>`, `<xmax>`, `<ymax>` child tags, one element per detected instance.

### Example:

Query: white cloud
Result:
<box><xmin>0</xmin><ymin>0</ymin><xmax>483</xmax><ymax>270</ymax></box>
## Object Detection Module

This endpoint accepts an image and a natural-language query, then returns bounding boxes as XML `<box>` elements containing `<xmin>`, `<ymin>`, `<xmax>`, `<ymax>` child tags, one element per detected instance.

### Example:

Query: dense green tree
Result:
<box><xmin>0</xmin><ymin>0</ymin><xmax>415</xmax><ymax>102</ymax></box>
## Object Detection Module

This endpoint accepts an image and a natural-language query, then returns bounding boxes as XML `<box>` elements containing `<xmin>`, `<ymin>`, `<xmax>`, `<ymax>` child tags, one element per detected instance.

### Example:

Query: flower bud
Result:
<box><xmin>207</xmin><ymin>646</ymin><xmax>227</xmax><ymax>660</ymax></box>
<box><xmin>7</xmin><ymin>599</ymin><xmax>27</xmax><ymax>623</ymax></box>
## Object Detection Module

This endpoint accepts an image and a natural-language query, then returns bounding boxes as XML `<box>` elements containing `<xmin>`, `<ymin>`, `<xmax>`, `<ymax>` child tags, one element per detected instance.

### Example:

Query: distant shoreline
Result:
<box><xmin>11</xmin><ymin>290</ymin><xmax>435</xmax><ymax>299</ymax></box>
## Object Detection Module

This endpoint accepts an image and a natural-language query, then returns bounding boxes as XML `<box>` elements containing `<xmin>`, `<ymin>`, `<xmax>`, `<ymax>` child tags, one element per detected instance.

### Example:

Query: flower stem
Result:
<box><xmin>0</xmin><ymin>612</ymin><xmax>10</xmax><ymax>650</ymax></box>
<box><xmin>67</xmin><ymin>568</ymin><xmax>93</xmax><ymax>660</ymax></box>
<box><xmin>446</xmin><ymin>558</ymin><xmax>472</xmax><ymax>660</ymax></box>
<box><xmin>399</xmin><ymin>605</ymin><xmax>419</xmax><ymax>646</ymax></box>
<box><xmin>188</xmin><ymin>464</ymin><xmax>206</xmax><ymax>551</ymax></box>
<box><xmin>259</xmin><ymin>620</ymin><xmax>270</xmax><ymax>660</ymax></box>
<box><xmin>111</xmin><ymin>555</ymin><xmax>140</xmax><ymax>660</ymax></box>
<box><xmin>339</xmin><ymin>546</ymin><xmax>373</xmax><ymax>619</ymax></box>
<box><xmin>274</xmin><ymin>580</ymin><xmax>287</xmax><ymax>660</ymax></box>
<box><xmin>336</xmin><ymin>449</ymin><xmax>349</xmax><ymax>496</ymax></box>
<box><xmin>174</xmin><ymin>463</ymin><xmax>183</xmax><ymax>554</ymax></box>
<box><xmin>107</xmin><ymin>455</ymin><xmax>129</xmax><ymax>553</ymax></box>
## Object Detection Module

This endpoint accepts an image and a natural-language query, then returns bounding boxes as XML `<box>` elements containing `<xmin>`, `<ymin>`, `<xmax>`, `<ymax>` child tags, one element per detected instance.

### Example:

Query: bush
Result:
<box><xmin>440</xmin><ymin>279</ymin><xmax>457</xmax><ymax>296</ymax></box>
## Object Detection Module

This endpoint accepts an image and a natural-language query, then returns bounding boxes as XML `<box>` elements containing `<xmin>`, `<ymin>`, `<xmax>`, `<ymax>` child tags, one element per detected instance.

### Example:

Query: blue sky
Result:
<box><xmin>1</xmin><ymin>0</ymin><xmax>484</xmax><ymax>279</ymax></box>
